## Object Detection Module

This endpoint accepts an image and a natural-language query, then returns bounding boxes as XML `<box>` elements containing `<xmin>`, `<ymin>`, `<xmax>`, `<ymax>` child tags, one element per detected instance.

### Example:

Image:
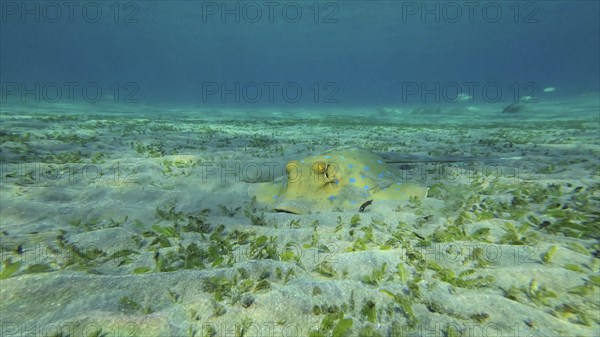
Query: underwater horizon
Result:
<box><xmin>1</xmin><ymin>1</ymin><xmax>599</xmax><ymax>337</ymax></box>
<box><xmin>2</xmin><ymin>1</ymin><xmax>599</xmax><ymax>107</ymax></box>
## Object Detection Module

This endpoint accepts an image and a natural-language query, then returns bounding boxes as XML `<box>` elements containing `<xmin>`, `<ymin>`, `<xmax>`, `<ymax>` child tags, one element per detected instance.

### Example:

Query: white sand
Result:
<box><xmin>1</xmin><ymin>98</ymin><xmax>599</xmax><ymax>337</ymax></box>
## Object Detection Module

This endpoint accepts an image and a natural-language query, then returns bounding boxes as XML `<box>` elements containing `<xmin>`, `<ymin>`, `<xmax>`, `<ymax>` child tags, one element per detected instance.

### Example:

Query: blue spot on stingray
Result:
<box><xmin>361</xmin><ymin>175</ymin><xmax>366</xmax><ymax>179</ymax></box>
<box><xmin>364</xmin><ymin>166</ymin><xmax>370</xmax><ymax>171</ymax></box>
<box><xmin>273</xmin><ymin>195</ymin><xmax>278</xmax><ymax>200</ymax></box>
<box><xmin>395</xmin><ymin>188</ymin><xmax>399</xmax><ymax>191</ymax></box>
<box><xmin>328</xmin><ymin>195</ymin><xmax>335</xmax><ymax>201</ymax></box>
<box><xmin>396</xmin><ymin>182</ymin><xmax>402</xmax><ymax>185</ymax></box>
<box><xmin>349</xmin><ymin>177</ymin><xmax>356</xmax><ymax>183</ymax></box>
<box><xmin>378</xmin><ymin>172</ymin><xmax>385</xmax><ymax>178</ymax></box>
<box><xmin>350</xmin><ymin>200</ymin><xmax>357</xmax><ymax>204</ymax></box>
<box><xmin>377</xmin><ymin>159</ymin><xmax>382</xmax><ymax>164</ymax></box>
<box><xmin>348</xmin><ymin>164</ymin><xmax>353</xmax><ymax>169</ymax></box>
<box><xmin>324</xmin><ymin>155</ymin><xmax>331</xmax><ymax>158</ymax></box>
<box><xmin>364</xmin><ymin>185</ymin><xmax>370</xmax><ymax>190</ymax></box>
<box><xmin>334</xmin><ymin>179</ymin><xmax>339</xmax><ymax>184</ymax></box>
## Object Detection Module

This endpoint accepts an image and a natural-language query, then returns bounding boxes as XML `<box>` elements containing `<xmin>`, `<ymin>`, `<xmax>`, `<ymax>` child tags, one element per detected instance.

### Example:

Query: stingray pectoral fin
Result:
<box><xmin>248</xmin><ymin>182</ymin><xmax>282</xmax><ymax>205</ymax></box>
<box><xmin>248</xmin><ymin>182</ymin><xmax>314</xmax><ymax>214</ymax></box>
<box><xmin>272</xmin><ymin>201</ymin><xmax>305</xmax><ymax>214</ymax></box>
<box><xmin>397</xmin><ymin>183</ymin><xmax>429</xmax><ymax>199</ymax></box>
<box><xmin>376</xmin><ymin>182</ymin><xmax>429</xmax><ymax>201</ymax></box>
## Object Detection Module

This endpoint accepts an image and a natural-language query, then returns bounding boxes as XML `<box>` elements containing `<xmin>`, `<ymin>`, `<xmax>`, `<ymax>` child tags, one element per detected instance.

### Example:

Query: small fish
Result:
<box><xmin>359</xmin><ymin>200</ymin><xmax>373</xmax><ymax>213</ymax></box>
<box><xmin>502</xmin><ymin>102</ymin><xmax>526</xmax><ymax>113</ymax></box>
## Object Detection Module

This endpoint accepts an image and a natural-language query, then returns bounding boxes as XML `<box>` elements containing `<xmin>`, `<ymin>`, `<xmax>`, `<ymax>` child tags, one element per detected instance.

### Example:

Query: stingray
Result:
<box><xmin>248</xmin><ymin>147</ymin><xmax>429</xmax><ymax>214</ymax></box>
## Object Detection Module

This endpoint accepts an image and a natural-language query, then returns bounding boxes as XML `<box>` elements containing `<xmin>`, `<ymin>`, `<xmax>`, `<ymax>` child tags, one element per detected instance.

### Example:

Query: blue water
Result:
<box><xmin>2</xmin><ymin>3</ymin><xmax>600</xmax><ymax>336</ymax></box>
<box><xmin>1</xmin><ymin>1</ymin><xmax>598</xmax><ymax>109</ymax></box>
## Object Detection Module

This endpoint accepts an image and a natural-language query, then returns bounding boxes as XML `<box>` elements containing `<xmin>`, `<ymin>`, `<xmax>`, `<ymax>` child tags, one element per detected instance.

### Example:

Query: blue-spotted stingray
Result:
<box><xmin>249</xmin><ymin>147</ymin><xmax>429</xmax><ymax>214</ymax></box>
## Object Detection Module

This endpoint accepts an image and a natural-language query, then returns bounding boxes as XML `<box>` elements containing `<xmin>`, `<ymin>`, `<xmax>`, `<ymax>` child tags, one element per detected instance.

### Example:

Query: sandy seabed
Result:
<box><xmin>1</xmin><ymin>97</ymin><xmax>599</xmax><ymax>337</ymax></box>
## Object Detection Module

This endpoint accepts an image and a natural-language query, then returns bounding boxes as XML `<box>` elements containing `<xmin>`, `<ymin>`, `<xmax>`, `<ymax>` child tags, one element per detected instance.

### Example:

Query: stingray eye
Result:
<box><xmin>285</xmin><ymin>161</ymin><xmax>300</xmax><ymax>174</ymax></box>
<box><xmin>325</xmin><ymin>163</ymin><xmax>339</xmax><ymax>180</ymax></box>
<box><xmin>313</xmin><ymin>162</ymin><xmax>327</xmax><ymax>174</ymax></box>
